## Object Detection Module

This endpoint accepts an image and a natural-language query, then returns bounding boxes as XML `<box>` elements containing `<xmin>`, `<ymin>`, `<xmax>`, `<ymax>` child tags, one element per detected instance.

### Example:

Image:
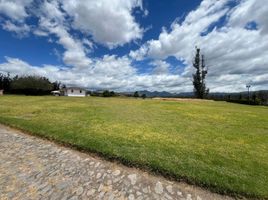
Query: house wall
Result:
<box><xmin>66</xmin><ymin>89</ymin><xmax>86</xmax><ymax>97</ymax></box>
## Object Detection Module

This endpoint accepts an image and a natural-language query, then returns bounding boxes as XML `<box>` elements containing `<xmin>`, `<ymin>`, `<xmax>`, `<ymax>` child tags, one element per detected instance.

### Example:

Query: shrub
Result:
<box><xmin>134</xmin><ymin>91</ymin><xmax>139</xmax><ymax>98</ymax></box>
<box><xmin>227</xmin><ymin>99</ymin><xmax>260</xmax><ymax>105</ymax></box>
<box><xmin>102</xmin><ymin>90</ymin><xmax>116</xmax><ymax>97</ymax></box>
<box><xmin>141</xmin><ymin>94</ymin><xmax>146</xmax><ymax>99</ymax></box>
<box><xmin>11</xmin><ymin>75</ymin><xmax>53</xmax><ymax>95</ymax></box>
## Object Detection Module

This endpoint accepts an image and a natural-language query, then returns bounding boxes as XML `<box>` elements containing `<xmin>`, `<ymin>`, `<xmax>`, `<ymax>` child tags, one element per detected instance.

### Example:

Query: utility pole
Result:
<box><xmin>246</xmin><ymin>85</ymin><xmax>251</xmax><ymax>104</ymax></box>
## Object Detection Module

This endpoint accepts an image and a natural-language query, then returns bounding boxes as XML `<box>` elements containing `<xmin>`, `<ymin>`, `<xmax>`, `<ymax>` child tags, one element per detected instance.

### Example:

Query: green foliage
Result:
<box><xmin>133</xmin><ymin>91</ymin><xmax>139</xmax><ymax>97</ymax></box>
<box><xmin>11</xmin><ymin>75</ymin><xmax>53</xmax><ymax>95</ymax></box>
<box><xmin>0</xmin><ymin>96</ymin><xmax>267</xmax><ymax>199</ymax></box>
<box><xmin>141</xmin><ymin>94</ymin><xmax>146</xmax><ymax>99</ymax></box>
<box><xmin>102</xmin><ymin>90</ymin><xmax>116</xmax><ymax>97</ymax></box>
<box><xmin>0</xmin><ymin>73</ymin><xmax>12</xmax><ymax>93</ymax></box>
<box><xmin>208</xmin><ymin>91</ymin><xmax>268</xmax><ymax>106</ymax></box>
<box><xmin>110</xmin><ymin>91</ymin><xmax>115</xmax><ymax>96</ymax></box>
<box><xmin>227</xmin><ymin>99</ymin><xmax>260</xmax><ymax>105</ymax></box>
<box><xmin>52</xmin><ymin>81</ymin><xmax>61</xmax><ymax>90</ymax></box>
<box><xmin>192</xmin><ymin>48</ymin><xmax>209</xmax><ymax>99</ymax></box>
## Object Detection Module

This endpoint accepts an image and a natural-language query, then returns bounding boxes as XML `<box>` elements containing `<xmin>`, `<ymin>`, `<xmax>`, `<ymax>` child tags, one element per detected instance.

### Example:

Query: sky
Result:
<box><xmin>0</xmin><ymin>0</ymin><xmax>267</xmax><ymax>93</ymax></box>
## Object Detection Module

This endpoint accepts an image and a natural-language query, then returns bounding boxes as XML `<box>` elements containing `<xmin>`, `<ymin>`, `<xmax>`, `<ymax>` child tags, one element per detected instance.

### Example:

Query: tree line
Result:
<box><xmin>207</xmin><ymin>91</ymin><xmax>268</xmax><ymax>105</ymax></box>
<box><xmin>0</xmin><ymin>73</ymin><xmax>60</xmax><ymax>95</ymax></box>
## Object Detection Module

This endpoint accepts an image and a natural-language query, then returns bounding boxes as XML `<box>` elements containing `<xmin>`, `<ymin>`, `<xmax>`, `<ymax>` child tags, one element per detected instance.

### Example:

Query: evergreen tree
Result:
<box><xmin>192</xmin><ymin>47</ymin><xmax>209</xmax><ymax>99</ymax></box>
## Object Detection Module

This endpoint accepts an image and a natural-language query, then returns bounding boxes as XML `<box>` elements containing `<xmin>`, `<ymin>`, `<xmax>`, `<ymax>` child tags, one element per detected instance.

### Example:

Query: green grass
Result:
<box><xmin>0</xmin><ymin>95</ymin><xmax>268</xmax><ymax>199</ymax></box>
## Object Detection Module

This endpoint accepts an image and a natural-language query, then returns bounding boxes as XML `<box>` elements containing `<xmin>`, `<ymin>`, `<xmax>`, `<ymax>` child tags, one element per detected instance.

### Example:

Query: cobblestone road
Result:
<box><xmin>0</xmin><ymin>124</ymin><xmax>234</xmax><ymax>200</ymax></box>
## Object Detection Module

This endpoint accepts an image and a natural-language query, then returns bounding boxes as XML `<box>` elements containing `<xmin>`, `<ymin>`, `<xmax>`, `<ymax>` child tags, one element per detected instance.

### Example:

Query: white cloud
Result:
<box><xmin>0</xmin><ymin>0</ymin><xmax>145</xmax><ymax>69</ymax></box>
<box><xmin>35</xmin><ymin>0</ymin><xmax>92</xmax><ymax>69</ymax></box>
<box><xmin>0</xmin><ymin>57</ymin><xmax>63</xmax><ymax>78</ymax></box>
<box><xmin>131</xmin><ymin>0</ymin><xmax>230</xmax><ymax>60</ymax></box>
<box><xmin>0</xmin><ymin>56</ymin><xmax>192</xmax><ymax>92</ymax></box>
<box><xmin>0</xmin><ymin>0</ymin><xmax>33</xmax><ymax>22</ymax></box>
<box><xmin>0</xmin><ymin>0</ymin><xmax>145</xmax><ymax>52</ymax></box>
<box><xmin>2</xmin><ymin>20</ymin><xmax>30</xmax><ymax>37</ymax></box>
<box><xmin>228</xmin><ymin>0</ymin><xmax>268</xmax><ymax>34</ymax></box>
<box><xmin>129</xmin><ymin>45</ymin><xmax>148</xmax><ymax>61</ymax></box>
<box><xmin>61</xmin><ymin>0</ymin><xmax>144</xmax><ymax>48</ymax></box>
<box><xmin>150</xmin><ymin>60</ymin><xmax>170</xmax><ymax>75</ymax></box>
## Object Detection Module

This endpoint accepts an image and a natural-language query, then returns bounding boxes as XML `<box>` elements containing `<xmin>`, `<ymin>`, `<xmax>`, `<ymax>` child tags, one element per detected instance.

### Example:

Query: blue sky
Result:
<box><xmin>0</xmin><ymin>0</ymin><xmax>267</xmax><ymax>92</ymax></box>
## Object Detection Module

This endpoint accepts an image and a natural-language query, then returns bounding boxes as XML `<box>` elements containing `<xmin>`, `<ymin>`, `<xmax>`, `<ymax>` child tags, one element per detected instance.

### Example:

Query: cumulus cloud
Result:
<box><xmin>61</xmin><ymin>0</ymin><xmax>144</xmax><ymax>48</ymax></box>
<box><xmin>2</xmin><ymin>21</ymin><xmax>31</xmax><ymax>37</ymax></box>
<box><xmin>131</xmin><ymin>0</ymin><xmax>230</xmax><ymax>60</ymax></box>
<box><xmin>0</xmin><ymin>0</ymin><xmax>145</xmax><ymax>68</ymax></box>
<box><xmin>150</xmin><ymin>60</ymin><xmax>170</xmax><ymax>75</ymax></box>
<box><xmin>228</xmin><ymin>0</ymin><xmax>268</xmax><ymax>34</ymax></box>
<box><xmin>0</xmin><ymin>56</ymin><xmax>191</xmax><ymax>92</ymax></box>
<box><xmin>0</xmin><ymin>0</ymin><xmax>144</xmax><ymax>48</ymax></box>
<box><xmin>36</xmin><ymin>0</ymin><xmax>92</xmax><ymax>68</ymax></box>
<box><xmin>0</xmin><ymin>0</ymin><xmax>33</xmax><ymax>22</ymax></box>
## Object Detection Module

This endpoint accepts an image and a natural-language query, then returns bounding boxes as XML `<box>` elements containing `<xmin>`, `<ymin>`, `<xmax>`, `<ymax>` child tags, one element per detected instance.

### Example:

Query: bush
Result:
<box><xmin>102</xmin><ymin>90</ymin><xmax>116</xmax><ymax>97</ymax></box>
<box><xmin>0</xmin><ymin>73</ymin><xmax>12</xmax><ymax>93</ymax></box>
<box><xmin>11</xmin><ymin>75</ymin><xmax>53</xmax><ymax>95</ymax></box>
<box><xmin>141</xmin><ymin>94</ymin><xmax>146</xmax><ymax>99</ymax></box>
<box><xmin>134</xmin><ymin>91</ymin><xmax>139</xmax><ymax>98</ymax></box>
<box><xmin>227</xmin><ymin>99</ymin><xmax>260</xmax><ymax>105</ymax></box>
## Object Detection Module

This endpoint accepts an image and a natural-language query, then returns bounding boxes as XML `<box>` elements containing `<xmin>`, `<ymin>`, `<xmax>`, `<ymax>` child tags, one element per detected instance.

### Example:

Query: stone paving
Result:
<box><xmin>0</xmin><ymin>124</ymin><xmax>234</xmax><ymax>200</ymax></box>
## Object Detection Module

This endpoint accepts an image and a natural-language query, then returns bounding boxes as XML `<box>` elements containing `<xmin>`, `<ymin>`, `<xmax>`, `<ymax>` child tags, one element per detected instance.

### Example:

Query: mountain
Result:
<box><xmin>138</xmin><ymin>90</ymin><xmax>176</xmax><ymax>97</ymax></box>
<box><xmin>119</xmin><ymin>90</ymin><xmax>268</xmax><ymax>99</ymax></box>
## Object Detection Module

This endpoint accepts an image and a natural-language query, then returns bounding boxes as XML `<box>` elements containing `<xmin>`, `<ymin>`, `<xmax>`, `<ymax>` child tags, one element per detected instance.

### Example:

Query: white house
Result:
<box><xmin>64</xmin><ymin>87</ymin><xmax>86</xmax><ymax>97</ymax></box>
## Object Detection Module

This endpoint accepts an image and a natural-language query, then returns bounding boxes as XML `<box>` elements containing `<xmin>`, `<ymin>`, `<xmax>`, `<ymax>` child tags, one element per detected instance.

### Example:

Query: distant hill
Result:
<box><xmin>121</xmin><ymin>90</ymin><xmax>268</xmax><ymax>99</ymax></box>
<box><xmin>138</xmin><ymin>90</ymin><xmax>177</xmax><ymax>97</ymax></box>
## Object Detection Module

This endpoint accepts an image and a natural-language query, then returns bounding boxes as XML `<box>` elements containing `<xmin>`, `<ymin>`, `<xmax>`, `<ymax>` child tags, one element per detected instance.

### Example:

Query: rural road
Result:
<box><xmin>0</xmin><ymin>124</ymin><xmax>233</xmax><ymax>200</ymax></box>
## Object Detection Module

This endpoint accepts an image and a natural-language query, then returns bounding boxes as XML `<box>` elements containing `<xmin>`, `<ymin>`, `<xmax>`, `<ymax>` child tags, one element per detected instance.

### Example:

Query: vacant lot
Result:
<box><xmin>0</xmin><ymin>96</ymin><xmax>267</xmax><ymax>199</ymax></box>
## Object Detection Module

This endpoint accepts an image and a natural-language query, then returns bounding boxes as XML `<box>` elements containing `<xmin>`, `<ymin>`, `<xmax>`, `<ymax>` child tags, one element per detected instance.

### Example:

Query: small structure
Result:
<box><xmin>63</xmin><ymin>87</ymin><xmax>86</xmax><ymax>97</ymax></box>
<box><xmin>0</xmin><ymin>89</ymin><xmax>3</xmax><ymax>95</ymax></box>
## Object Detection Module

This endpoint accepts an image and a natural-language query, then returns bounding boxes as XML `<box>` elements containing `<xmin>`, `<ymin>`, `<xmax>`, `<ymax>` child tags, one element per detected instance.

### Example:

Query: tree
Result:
<box><xmin>0</xmin><ymin>72</ymin><xmax>12</xmax><ymax>93</ymax></box>
<box><xmin>110</xmin><ymin>91</ymin><xmax>116</xmax><ymax>97</ymax></box>
<box><xmin>103</xmin><ymin>90</ymin><xmax>110</xmax><ymax>97</ymax></box>
<box><xmin>134</xmin><ymin>91</ymin><xmax>139</xmax><ymax>98</ymax></box>
<box><xmin>141</xmin><ymin>94</ymin><xmax>146</xmax><ymax>99</ymax></box>
<box><xmin>252</xmin><ymin>92</ymin><xmax>257</xmax><ymax>102</ymax></box>
<box><xmin>52</xmin><ymin>81</ymin><xmax>61</xmax><ymax>90</ymax></box>
<box><xmin>192</xmin><ymin>47</ymin><xmax>209</xmax><ymax>99</ymax></box>
<box><xmin>239</xmin><ymin>93</ymin><xmax>242</xmax><ymax>100</ymax></box>
<box><xmin>102</xmin><ymin>90</ymin><xmax>116</xmax><ymax>97</ymax></box>
<box><xmin>11</xmin><ymin>75</ymin><xmax>53</xmax><ymax>95</ymax></box>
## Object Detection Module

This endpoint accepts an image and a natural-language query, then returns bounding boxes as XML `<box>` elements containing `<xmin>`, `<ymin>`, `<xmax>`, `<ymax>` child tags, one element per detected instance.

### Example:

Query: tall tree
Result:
<box><xmin>192</xmin><ymin>47</ymin><xmax>209</xmax><ymax>99</ymax></box>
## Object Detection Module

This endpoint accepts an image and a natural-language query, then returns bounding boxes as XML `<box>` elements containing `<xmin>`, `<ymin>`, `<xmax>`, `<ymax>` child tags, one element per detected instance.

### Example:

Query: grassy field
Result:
<box><xmin>0</xmin><ymin>95</ymin><xmax>267</xmax><ymax>199</ymax></box>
